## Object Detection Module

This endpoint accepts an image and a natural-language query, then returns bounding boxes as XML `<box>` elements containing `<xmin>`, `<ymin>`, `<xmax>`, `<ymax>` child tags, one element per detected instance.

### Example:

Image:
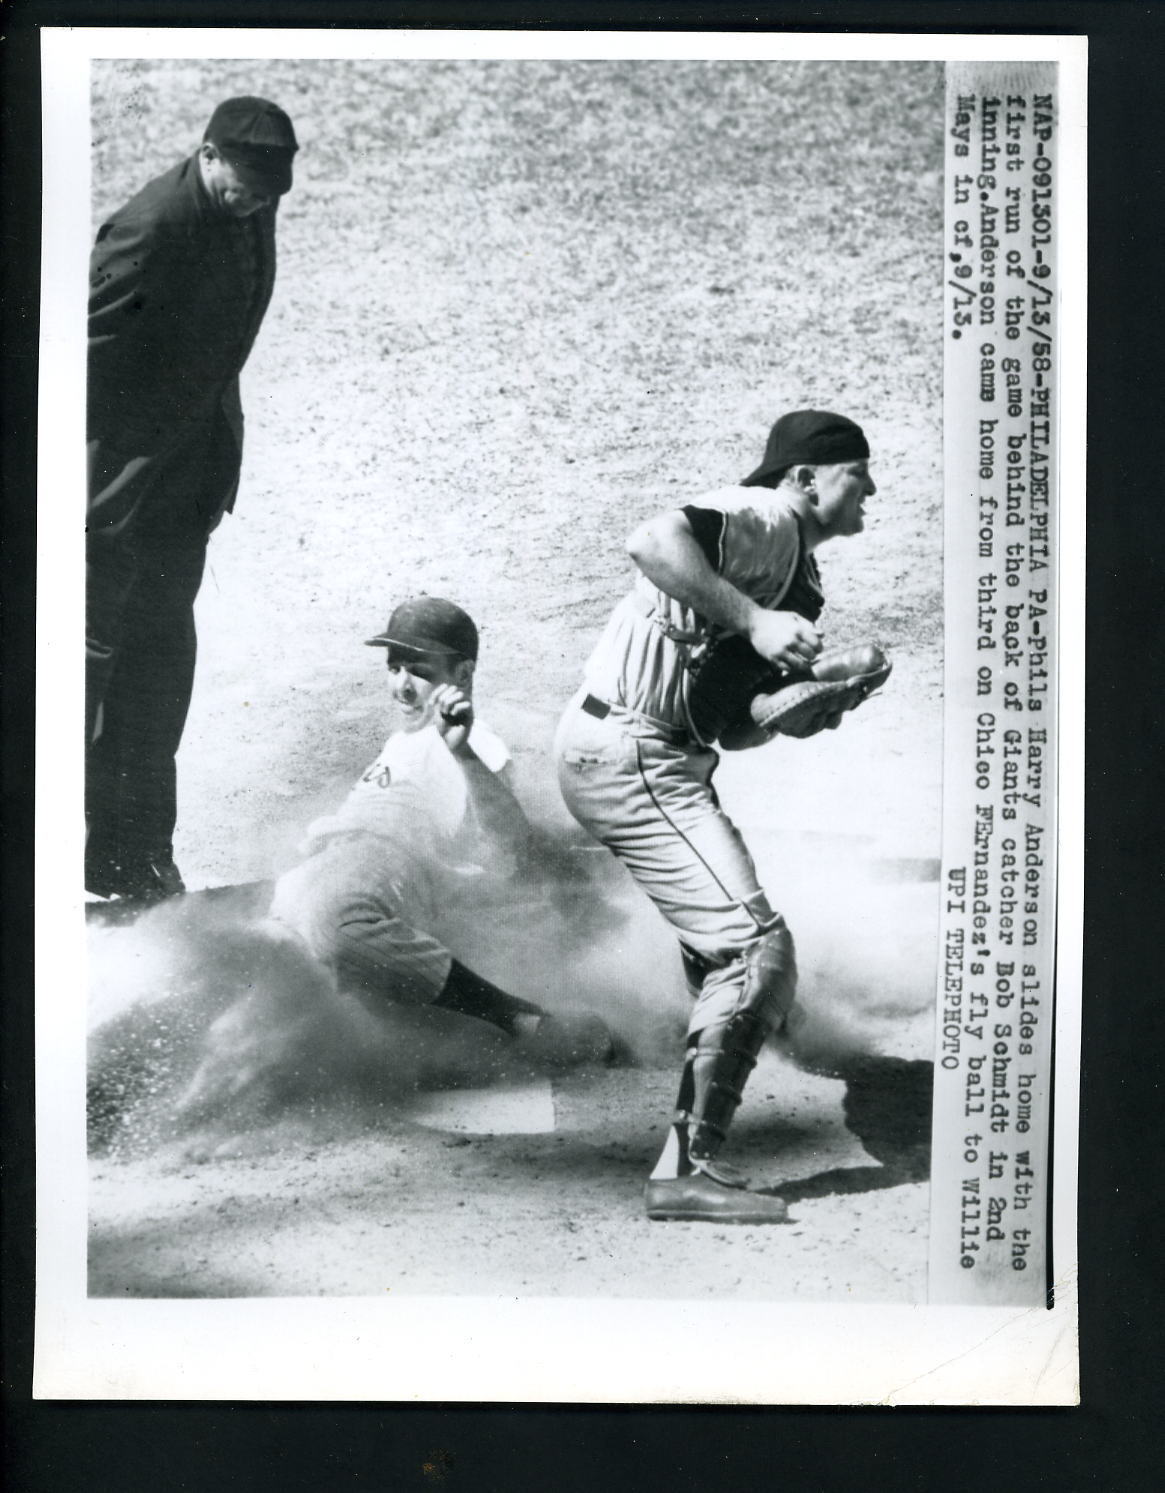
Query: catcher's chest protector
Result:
<box><xmin>685</xmin><ymin>632</ymin><xmax>788</xmax><ymax>745</ymax></box>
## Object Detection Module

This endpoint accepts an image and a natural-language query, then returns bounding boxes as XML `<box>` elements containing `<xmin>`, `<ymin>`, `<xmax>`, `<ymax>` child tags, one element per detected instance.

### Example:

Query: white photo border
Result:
<box><xmin>35</xmin><ymin>26</ymin><xmax>1085</xmax><ymax>1405</ymax></box>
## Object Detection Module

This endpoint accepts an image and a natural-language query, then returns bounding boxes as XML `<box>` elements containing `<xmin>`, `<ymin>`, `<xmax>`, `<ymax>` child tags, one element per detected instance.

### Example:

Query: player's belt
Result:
<box><xmin>579</xmin><ymin>693</ymin><xmax>693</xmax><ymax>745</ymax></box>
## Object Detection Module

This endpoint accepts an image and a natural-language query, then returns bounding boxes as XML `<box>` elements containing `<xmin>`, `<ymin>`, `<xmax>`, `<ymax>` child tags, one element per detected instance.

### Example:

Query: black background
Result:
<box><xmin>3</xmin><ymin>3</ymin><xmax>1161</xmax><ymax>1488</ymax></box>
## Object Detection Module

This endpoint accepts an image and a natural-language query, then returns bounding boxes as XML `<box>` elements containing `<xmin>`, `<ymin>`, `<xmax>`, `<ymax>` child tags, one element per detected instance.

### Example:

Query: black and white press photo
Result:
<box><xmin>34</xmin><ymin>28</ymin><xmax>1085</xmax><ymax>1404</ymax></box>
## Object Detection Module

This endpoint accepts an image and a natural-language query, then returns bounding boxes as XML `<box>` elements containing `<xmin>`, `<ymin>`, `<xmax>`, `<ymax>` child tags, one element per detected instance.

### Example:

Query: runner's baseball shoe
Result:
<box><xmin>516</xmin><ymin>1010</ymin><xmax>615</xmax><ymax>1068</ymax></box>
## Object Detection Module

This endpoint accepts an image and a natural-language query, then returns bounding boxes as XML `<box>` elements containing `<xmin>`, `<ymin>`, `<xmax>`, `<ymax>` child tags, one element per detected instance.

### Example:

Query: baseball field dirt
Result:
<box><xmin>86</xmin><ymin>56</ymin><xmax>944</xmax><ymax>1304</ymax></box>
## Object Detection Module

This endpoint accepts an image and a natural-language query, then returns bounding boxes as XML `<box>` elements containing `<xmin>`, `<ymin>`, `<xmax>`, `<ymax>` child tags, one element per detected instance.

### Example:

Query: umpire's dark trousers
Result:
<box><xmin>85</xmin><ymin>415</ymin><xmax>236</xmax><ymax>888</ymax></box>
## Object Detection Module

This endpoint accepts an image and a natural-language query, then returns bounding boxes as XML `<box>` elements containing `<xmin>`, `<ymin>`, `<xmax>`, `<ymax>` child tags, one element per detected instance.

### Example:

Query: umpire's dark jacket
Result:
<box><xmin>88</xmin><ymin>151</ymin><xmax>278</xmax><ymax>534</ymax></box>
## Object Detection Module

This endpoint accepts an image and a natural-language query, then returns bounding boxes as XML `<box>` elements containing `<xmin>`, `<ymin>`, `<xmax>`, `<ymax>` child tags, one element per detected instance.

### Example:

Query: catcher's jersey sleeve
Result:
<box><xmin>581</xmin><ymin>486</ymin><xmax>807</xmax><ymax>732</ymax></box>
<box><xmin>681</xmin><ymin>504</ymin><xmax>726</xmax><ymax>569</ymax></box>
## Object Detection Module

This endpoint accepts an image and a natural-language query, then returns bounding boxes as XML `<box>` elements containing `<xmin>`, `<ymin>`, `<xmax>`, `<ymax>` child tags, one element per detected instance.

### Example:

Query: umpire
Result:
<box><xmin>86</xmin><ymin>97</ymin><xmax>298</xmax><ymax>901</ymax></box>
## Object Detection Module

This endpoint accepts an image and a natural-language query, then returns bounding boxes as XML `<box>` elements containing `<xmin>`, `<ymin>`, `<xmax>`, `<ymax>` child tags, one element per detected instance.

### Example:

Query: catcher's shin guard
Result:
<box><xmin>743</xmin><ymin>920</ymin><xmax>798</xmax><ymax>1031</ymax></box>
<box><xmin>679</xmin><ymin>924</ymin><xmax>797</xmax><ymax>1174</ymax></box>
<box><xmin>648</xmin><ymin>1003</ymin><xmax>788</xmax><ymax>1221</ymax></box>
<box><xmin>681</xmin><ymin>1011</ymin><xmax>770</xmax><ymax>1172</ymax></box>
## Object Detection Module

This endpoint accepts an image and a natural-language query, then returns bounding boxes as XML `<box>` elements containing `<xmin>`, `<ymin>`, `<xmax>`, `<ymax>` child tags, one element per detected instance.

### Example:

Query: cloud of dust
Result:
<box><xmin>770</xmin><ymin>858</ymin><xmax>939</xmax><ymax>1076</ymax></box>
<box><xmin>442</xmin><ymin>824</ymin><xmax>940</xmax><ymax>1079</ymax></box>
<box><xmin>88</xmin><ymin>902</ymin><xmax>334</xmax><ymax>1157</ymax></box>
<box><xmin>445</xmin><ymin>826</ymin><xmax>690</xmax><ymax>1066</ymax></box>
<box><xmin>88</xmin><ymin>732</ymin><xmax>938</xmax><ymax>1158</ymax></box>
<box><xmin>85</xmin><ymin>845</ymin><xmax>677</xmax><ymax>1162</ymax></box>
<box><xmin>467</xmin><ymin>727</ymin><xmax>941</xmax><ymax>1080</ymax></box>
<box><xmin>88</xmin><ymin>899</ymin><xmax>534</xmax><ymax>1160</ymax></box>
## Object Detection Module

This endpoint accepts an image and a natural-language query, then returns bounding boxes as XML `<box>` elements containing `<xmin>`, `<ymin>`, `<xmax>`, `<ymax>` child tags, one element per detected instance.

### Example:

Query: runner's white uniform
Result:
<box><xmin>555</xmin><ymin>485</ymin><xmax>822</xmax><ymax>1035</ymax></box>
<box><xmin>269</xmin><ymin>720</ymin><xmax>511</xmax><ymax>1004</ymax></box>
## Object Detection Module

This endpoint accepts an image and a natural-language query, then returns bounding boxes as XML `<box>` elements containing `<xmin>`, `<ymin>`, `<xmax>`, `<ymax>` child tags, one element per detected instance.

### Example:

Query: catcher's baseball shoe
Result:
<box><xmin>644</xmin><ymin>1172</ymin><xmax>790</xmax><ymax>1224</ymax></box>
<box><xmin>518</xmin><ymin>1010</ymin><xmax>615</xmax><ymax>1069</ymax></box>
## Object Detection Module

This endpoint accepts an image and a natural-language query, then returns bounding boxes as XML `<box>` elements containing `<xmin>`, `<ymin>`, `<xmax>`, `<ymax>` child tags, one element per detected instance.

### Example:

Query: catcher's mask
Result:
<box><xmin>742</xmin><ymin>410</ymin><xmax>869</xmax><ymax>488</ymax></box>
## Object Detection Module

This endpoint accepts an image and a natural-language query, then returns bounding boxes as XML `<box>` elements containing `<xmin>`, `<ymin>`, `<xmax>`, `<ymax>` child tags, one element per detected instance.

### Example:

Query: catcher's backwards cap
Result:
<box><xmin>204</xmin><ymin>97</ymin><xmax>298</xmax><ymax>195</ymax></box>
<box><xmin>365</xmin><ymin>597</ymin><xmax>480</xmax><ymax>661</ymax></box>
<box><xmin>742</xmin><ymin>410</ymin><xmax>870</xmax><ymax>488</ymax></box>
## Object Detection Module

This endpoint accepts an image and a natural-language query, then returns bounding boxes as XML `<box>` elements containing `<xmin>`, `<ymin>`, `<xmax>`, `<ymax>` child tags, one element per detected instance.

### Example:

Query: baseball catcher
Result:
<box><xmin>554</xmin><ymin>409</ymin><xmax>888</xmax><ymax>1223</ymax></box>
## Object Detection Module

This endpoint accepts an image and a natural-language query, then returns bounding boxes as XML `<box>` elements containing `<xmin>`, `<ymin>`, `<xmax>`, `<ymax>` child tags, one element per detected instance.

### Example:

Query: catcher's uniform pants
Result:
<box><xmin>268</xmin><ymin>837</ymin><xmax>454</xmax><ymax>1008</ymax></box>
<box><xmin>85</xmin><ymin>418</ymin><xmax>236</xmax><ymax>882</ymax></box>
<box><xmin>554</xmin><ymin>693</ymin><xmax>785</xmax><ymax>1036</ymax></box>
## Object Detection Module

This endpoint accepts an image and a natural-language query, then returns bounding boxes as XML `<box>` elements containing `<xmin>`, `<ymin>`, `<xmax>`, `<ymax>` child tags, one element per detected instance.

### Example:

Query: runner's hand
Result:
<box><xmin>432</xmin><ymin>684</ymin><xmax>474</xmax><ymax>754</ymax></box>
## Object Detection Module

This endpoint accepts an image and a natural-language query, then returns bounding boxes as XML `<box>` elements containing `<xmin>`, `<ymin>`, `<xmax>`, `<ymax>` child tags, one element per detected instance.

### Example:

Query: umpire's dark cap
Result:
<box><xmin>742</xmin><ymin>410</ymin><xmax>870</xmax><ymax>487</ymax></box>
<box><xmin>365</xmin><ymin>597</ymin><xmax>480</xmax><ymax>662</ymax></box>
<box><xmin>205</xmin><ymin>97</ymin><xmax>298</xmax><ymax>195</ymax></box>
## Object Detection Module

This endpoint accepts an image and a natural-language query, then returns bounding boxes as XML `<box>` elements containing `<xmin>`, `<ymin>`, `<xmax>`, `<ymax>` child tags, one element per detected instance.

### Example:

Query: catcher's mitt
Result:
<box><xmin>750</xmin><ymin>642</ymin><xmax>892</xmax><ymax>739</ymax></box>
<box><xmin>687</xmin><ymin>636</ymin><xmax>891</xmax><ymax>747</ymax></box>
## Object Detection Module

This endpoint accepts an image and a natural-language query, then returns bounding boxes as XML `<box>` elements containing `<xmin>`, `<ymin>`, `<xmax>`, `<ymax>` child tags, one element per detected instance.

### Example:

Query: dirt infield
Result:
<box><xmin>87</xmin><ymin>57</ymin><xmax>944</xmax><ymax>1301</ymax></box>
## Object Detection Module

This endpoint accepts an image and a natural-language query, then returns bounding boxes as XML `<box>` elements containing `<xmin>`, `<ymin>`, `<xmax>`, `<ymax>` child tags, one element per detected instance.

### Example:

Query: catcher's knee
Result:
<box><xmin>680</xmin><ymin>943</ymin><xmax>715</xmax><ymax>999</ymax></box>
<box><xmin>737</xmin><ymin>920</ymin><xmax>798</xmax><ymax>1029</ymax></box>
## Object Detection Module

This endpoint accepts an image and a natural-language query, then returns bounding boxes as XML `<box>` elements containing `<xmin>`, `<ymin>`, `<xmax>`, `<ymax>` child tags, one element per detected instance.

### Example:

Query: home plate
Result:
<box><xmin>402</xmin><ymin>1078</ymin><xmax>556</xmax><ymax>1135</ymax></box>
